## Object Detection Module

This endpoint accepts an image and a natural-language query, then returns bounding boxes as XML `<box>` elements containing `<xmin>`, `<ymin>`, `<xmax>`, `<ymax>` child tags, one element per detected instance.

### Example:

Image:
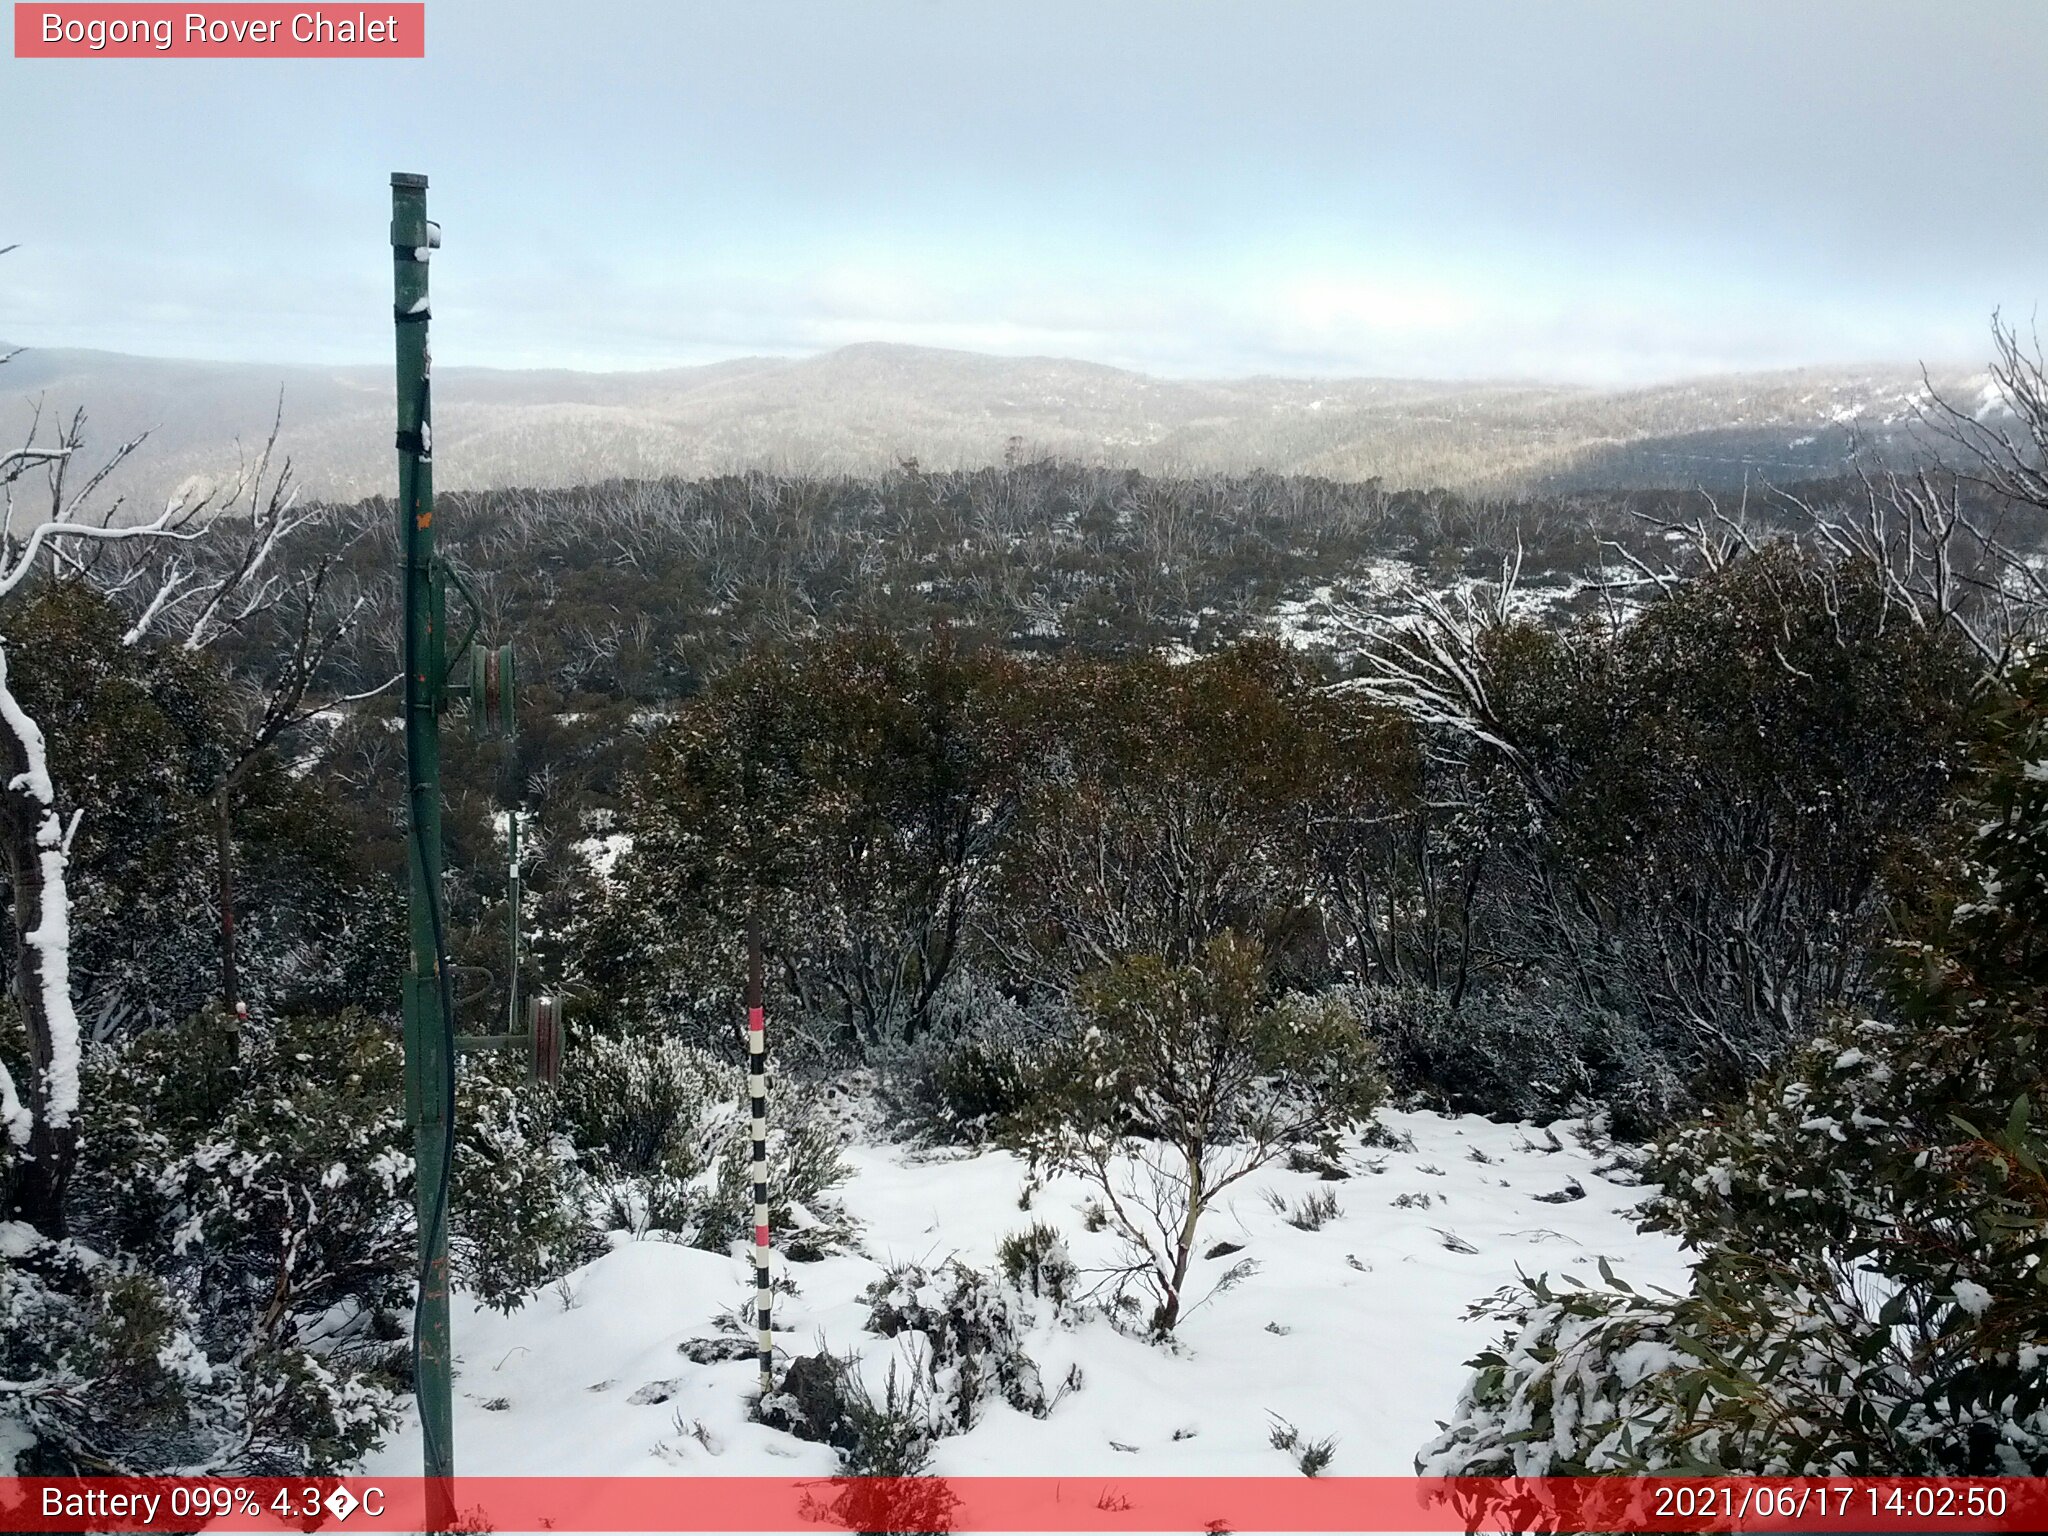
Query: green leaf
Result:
<box><xmin>2007</xmin><ymin>1093</ymin><xmax>2033</xmax><ymax>1147</ymax></box>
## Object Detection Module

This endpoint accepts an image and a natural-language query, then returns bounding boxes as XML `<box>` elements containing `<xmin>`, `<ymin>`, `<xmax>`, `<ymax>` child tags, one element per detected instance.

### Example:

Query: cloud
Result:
<box><xmin>2</xmin><ymin>0</ymin><xmax>2039</xmax><ymax>383</ymax></box>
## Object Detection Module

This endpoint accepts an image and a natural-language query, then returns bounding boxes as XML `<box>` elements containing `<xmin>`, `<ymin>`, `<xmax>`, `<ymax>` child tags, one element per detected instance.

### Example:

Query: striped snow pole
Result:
<box><xmin>747</xmin><ymin>914</ymin><xmax>772</xmax><ymax>1396</ymax></box>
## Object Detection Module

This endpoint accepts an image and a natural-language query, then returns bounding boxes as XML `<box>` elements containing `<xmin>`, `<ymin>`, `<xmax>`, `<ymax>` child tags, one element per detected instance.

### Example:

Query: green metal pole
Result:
<box><xmin>391</xmin><ymin>171</ymin><xmax>455</xmax><ymax>1504</ymax></box>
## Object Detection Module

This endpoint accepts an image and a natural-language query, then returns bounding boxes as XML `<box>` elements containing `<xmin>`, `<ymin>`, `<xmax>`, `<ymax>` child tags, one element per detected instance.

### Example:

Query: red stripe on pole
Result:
<box><xmin>0</xmin><ymin>1477</ymin><xmax>2040</xmax><ymax>1532</ymax></box>
<box><xmin>748</xmin><ymin>1006</ymin><xmax>765</xmax><ymax>1030</ymax></box>
<box><xmin>754</xmin><ymin>1223</ymin><xmax>771</xmax><ymax>1246</ymax></box>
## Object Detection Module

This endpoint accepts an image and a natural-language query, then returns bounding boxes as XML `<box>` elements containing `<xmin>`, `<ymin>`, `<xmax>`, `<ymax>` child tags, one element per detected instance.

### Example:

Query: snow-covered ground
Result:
<box><xmin>363</xmin><ymin>1109</ymin><xmax>1688</xmax><ymax>1481</ymax></box>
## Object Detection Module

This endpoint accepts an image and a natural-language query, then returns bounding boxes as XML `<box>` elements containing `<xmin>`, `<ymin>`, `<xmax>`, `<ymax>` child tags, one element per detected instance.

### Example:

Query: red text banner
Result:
<box><xmin>14</xmin><ymin>4</ymin><xmax>424</xmax><ymax>57</ymax></box>
<box><xmin>0</xmin><ymin>1476</ymin><xmax>2042</xmax><ymax>1533</ymax></box>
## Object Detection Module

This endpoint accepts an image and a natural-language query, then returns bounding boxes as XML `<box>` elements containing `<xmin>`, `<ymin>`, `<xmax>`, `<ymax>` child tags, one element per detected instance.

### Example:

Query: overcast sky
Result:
<box><xmin>2</xmin><ymin>0</ymin><xmax>2042</xmax><ymax>383</ymax></box>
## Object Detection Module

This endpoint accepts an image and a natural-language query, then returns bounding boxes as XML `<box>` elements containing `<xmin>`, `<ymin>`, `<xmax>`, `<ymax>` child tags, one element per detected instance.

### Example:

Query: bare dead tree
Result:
<box><xmin>1632</xmin><ymin>319</ymin><xmax>2048</xmax><ymax>683</ymax></box>
<box><xmin>1766</xmin><ymin>466</ymin><xmax>2048</xmax><ymax>680</ymax></box>
<box><xmin>97</xmin><ymin>409</ymin><xmax>395</xmax><ymax>1011</ymax></box>
<box><xmin>1919</xmin><ymin>311</ymin><xmax>2048</xmax><ymax>517</ymax></box>
<box><xmin>1336</xmin><ymin>547</ymin><xmax>1562</xmax><ymax>807</ymax></box>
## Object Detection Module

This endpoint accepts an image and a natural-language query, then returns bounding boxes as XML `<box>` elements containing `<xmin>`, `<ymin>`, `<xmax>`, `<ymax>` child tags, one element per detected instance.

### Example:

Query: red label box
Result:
<box><xmin>13</xmin><ymin>3</ymin><xmax>424</xmax><ymax>57</ymax></box>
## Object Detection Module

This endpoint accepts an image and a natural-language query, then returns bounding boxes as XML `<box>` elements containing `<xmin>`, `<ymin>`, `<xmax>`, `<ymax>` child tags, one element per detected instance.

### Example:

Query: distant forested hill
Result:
<box><xmin>0</xmin><ymin>339</ymin><xmax>1992</xmax><ymax>516</ymax></box>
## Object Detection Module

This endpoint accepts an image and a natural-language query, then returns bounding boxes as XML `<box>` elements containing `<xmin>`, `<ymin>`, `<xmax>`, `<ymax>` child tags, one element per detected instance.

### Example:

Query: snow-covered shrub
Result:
<box><xmin>772</xmin><ymin>1353</ymin><xmax>960</xmax><ymax>1534</ymax></box>
<box><xmin>862</xmin><ymin>1260</ymin><xmax>1048</xmax><ymax>1429</ymax></box>
<box><xmin>996</xmin><ymin>1222</ymin><xmax>1078</xmax><ymax>1315</ymax></box>
<box><xmin>43</xmin><ymin>1008</ymin><xmax>411</xmax><ymax>1473</ymax></box>
<box><xmin>1422</xmin><ymin>665</ymin><xmax>2048</xmax><ymax>1478</ymax></box>
<box><xmin>877</xmin><ymin>975</ymin><xmax>1053</xmax><ymax>1145</ymax></box>
<box><xmin>1002</xmin><ymin>933</ymin><xmax>1384</xmax><ymax>1336</ymax></box>
<box><xmin>1269</xmin><ymin>1415</ymin><xmax>1338</xmax><ymax>1476</ymax></box>
<box><xmin>768</xmin><ymin>1264</ymin><xmax>1051</xmax><ymax>1524</ymax></box>
<box><xmin>0</xmin><ymin>1220</ymin><xmax>398</xmax><ymax>1476</ymax></box>
<box><xmin>595</xmin><ymin>1170</ymin><xmax>701</xmax><ymax>1242</ymax></box>
<box><xmin>40</xmin><ymin>1006</ymin><xmax>602</xmax><ymax>1473</ymax></box>
<box><xmin>1350</xmin><ymin>981</ymin><xmax>1664</xmax><ymax>1125</ymax></box>
<box><xmin>552</xmin><ymin>1029</ymin><xmax>854</xmax><ymax>1253</ymax></box>
<box><xmin>699</xmin><ymin>1075</ymin><xmax>854</xmax><ymax>1257</ymax></box>
<box><xmin>0</xmin><ymin>1225</ymin><xmax>209</xmax><ymax>1473</ymax></box>
<box><xmin>553</xmin><ymin>1030</ymin><xmax>726</xmax><ymax>1183</ymax></box>
<box><xmin>452</xmin><ymin>1056</ymin><xmax>600</xmax><ymax>1310</ymax></box>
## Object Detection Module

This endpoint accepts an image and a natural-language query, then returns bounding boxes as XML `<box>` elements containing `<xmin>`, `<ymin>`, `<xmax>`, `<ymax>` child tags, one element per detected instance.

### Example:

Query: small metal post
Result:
<box><xmin>507</xmin><ymin>809</ymin><xmax>522</xmax><ymax>1041</ymax></box>
<box><xmin>531</xmin><ymin>994</ymin><xmax>563</xmax><ymax>1088</ymax></box>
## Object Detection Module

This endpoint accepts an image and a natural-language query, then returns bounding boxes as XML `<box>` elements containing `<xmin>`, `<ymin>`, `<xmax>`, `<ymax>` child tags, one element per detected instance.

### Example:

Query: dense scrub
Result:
<box><xmin>1422</xmin><ymin>661</ymin><xmax>2048</xmax><ymax>1476</ymax></box>
<box><xmin>1</xmin><ymin>423</ymin><xmax>2037</xmax><ymax>1473</ymax></box>
<box><xmin>591</xmin><ymin>541</ymin><xmax>1976</xmax><ymax>1135</ymax></box>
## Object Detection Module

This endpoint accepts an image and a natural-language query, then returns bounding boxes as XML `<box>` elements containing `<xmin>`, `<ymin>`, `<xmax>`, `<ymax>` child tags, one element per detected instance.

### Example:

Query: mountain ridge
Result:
<box><xmin>0</xmin><ymin>339</ymin><xmax>1990</xmax><ymax>514</ymax></box>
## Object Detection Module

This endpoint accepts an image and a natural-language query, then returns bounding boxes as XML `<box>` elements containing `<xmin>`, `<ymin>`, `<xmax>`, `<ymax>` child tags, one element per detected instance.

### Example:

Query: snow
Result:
<box><xmin>362</xmin><ymin>1109</ymin><xmax>1686</xmax><ymax>1482</ymax></box>
<box><xmin>0</xmin><ymin>1059</ymin><xmax>27</xmax><ymax>1149</ymax></box>
<box><xmin>29</xmin><ymin>810</ymin><xmax>84</xmax><ymax>1128</ymax></box>
<box><xmin>0</xmin><ymin>1417</ymin><xmax>32</xmax><ymax>1477</ymax></box>
<box><xmin>1953</xmin><ymin>1280</ymin><xmax>1994</xmax><ymax>1317</ymax></box>
<box><xmin>575</xmin><ymin>833</ymin><xmax>633</xmax><ymax>882</ymax></box>
<box><xmin>0</xmin><ymin>646</ymin><xmax>82</xmax><ymax>1130</ymax></box>
<box><xmin>0</xmin><ymin>653</ymin><xmax>54</xmax><ymax>806</ymax></box>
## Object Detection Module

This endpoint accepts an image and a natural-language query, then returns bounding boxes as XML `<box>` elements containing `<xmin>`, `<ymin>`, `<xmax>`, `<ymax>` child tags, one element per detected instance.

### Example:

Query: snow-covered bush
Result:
<box><xmin>29</xmin><ymin>1008</ymin><xmax>412</xmax><ymax>1473</ymax></box>
<box><xmin>1422</xmin><ymin>664</ymin><xmax>2048</xmax><ymax>1478</ymax></box>
<box><xmin>0</xmin><ymin>1225</ymin><xmax>213</xmax><ymax>1473</ymax></box>
<box><xmin>553</xmin><ymin>1028</ymin><xmax>853</xmax><ymax>1254</ymax></box>
<box><xmin>876</xmin><ymin>971</ymin><xmax>1055</xmax><ymax>1145</ymax></box>
<box><xmin>772</xmin><ymin>1353</ymin><xmax>961</xmax><ymax>1533</ymax></box>
<box><xmin>1349</xmin><ymin>982</ymin><xmax>1587</xmax><ymax>1120</ymax></box>
<box><xmin>1003</xmin><ymin>933</ymin><xmax>1384</xmax><ymax>1335</ymax></box>
<box><xmin>24</xmin><ymin>1007</ymin><xmax>605</xmax><ymax>1473</ymax></box>
<box><xmin>553</xmin><ymin>1030</ymin><xmax>726</xmax><ymax>1184</ymax></box>
<box><xmin>699</xmin><ymin>1075</ymin><xmax>854</xmax><ymax>1258</ymax></box>
<box><xmin>1353</xmin><ymin>981</ymin><xmax>1682</xmax><ymax>1130</ymax></box>
<box><xmin>453</xmin><ymin>1056</ymin><xmax>600</xmax><ymax>1311</ymax></box>
<box><xmin>997</xmin><ymin>1222</ymin><xmax>1079</xmax><ymax>1315</ymax></box>
<box><xmin>862</xmin><ymin>1260</ymin><xmax>1048</xmax><ymax>1429</ymax></box>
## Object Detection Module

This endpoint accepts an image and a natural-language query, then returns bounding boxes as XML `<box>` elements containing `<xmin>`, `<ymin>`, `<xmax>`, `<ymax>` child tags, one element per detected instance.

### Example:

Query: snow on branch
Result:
<box><xmin>0</xmin><ymin>647</ymin><xmax>83</xmax><ymax>1131</ymax></box>
<box><xmin>1334</xmin><ymin>548</ymin><xmax>1550</xmax><ymax>795</ymax></box>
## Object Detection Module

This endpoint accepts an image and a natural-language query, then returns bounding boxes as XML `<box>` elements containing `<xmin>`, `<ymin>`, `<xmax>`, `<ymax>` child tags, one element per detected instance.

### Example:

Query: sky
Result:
<box><xmin>1</xmin><ymin>0</ymin><xmax>2043</xmax><ymax>384</ymax></box>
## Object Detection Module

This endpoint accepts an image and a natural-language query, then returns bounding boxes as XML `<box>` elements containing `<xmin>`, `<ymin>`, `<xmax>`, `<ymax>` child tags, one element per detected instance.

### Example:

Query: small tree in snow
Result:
<box><xmin>1002</xmin><ymin>932</ymin><xmax>1383</xmax><ymax>1335</ymax></box>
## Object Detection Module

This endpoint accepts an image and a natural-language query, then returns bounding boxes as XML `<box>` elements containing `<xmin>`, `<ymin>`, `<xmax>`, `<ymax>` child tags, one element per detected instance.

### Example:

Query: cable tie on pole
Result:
<box><xmin>395</xmin><ymin>429</ymin><xmax>431</xmax><ymax>456</ymax></box>
<box><xmin>394</xmin><ymin>306</ymin><xmax>432</xmax><ymax>324</ymax></box>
